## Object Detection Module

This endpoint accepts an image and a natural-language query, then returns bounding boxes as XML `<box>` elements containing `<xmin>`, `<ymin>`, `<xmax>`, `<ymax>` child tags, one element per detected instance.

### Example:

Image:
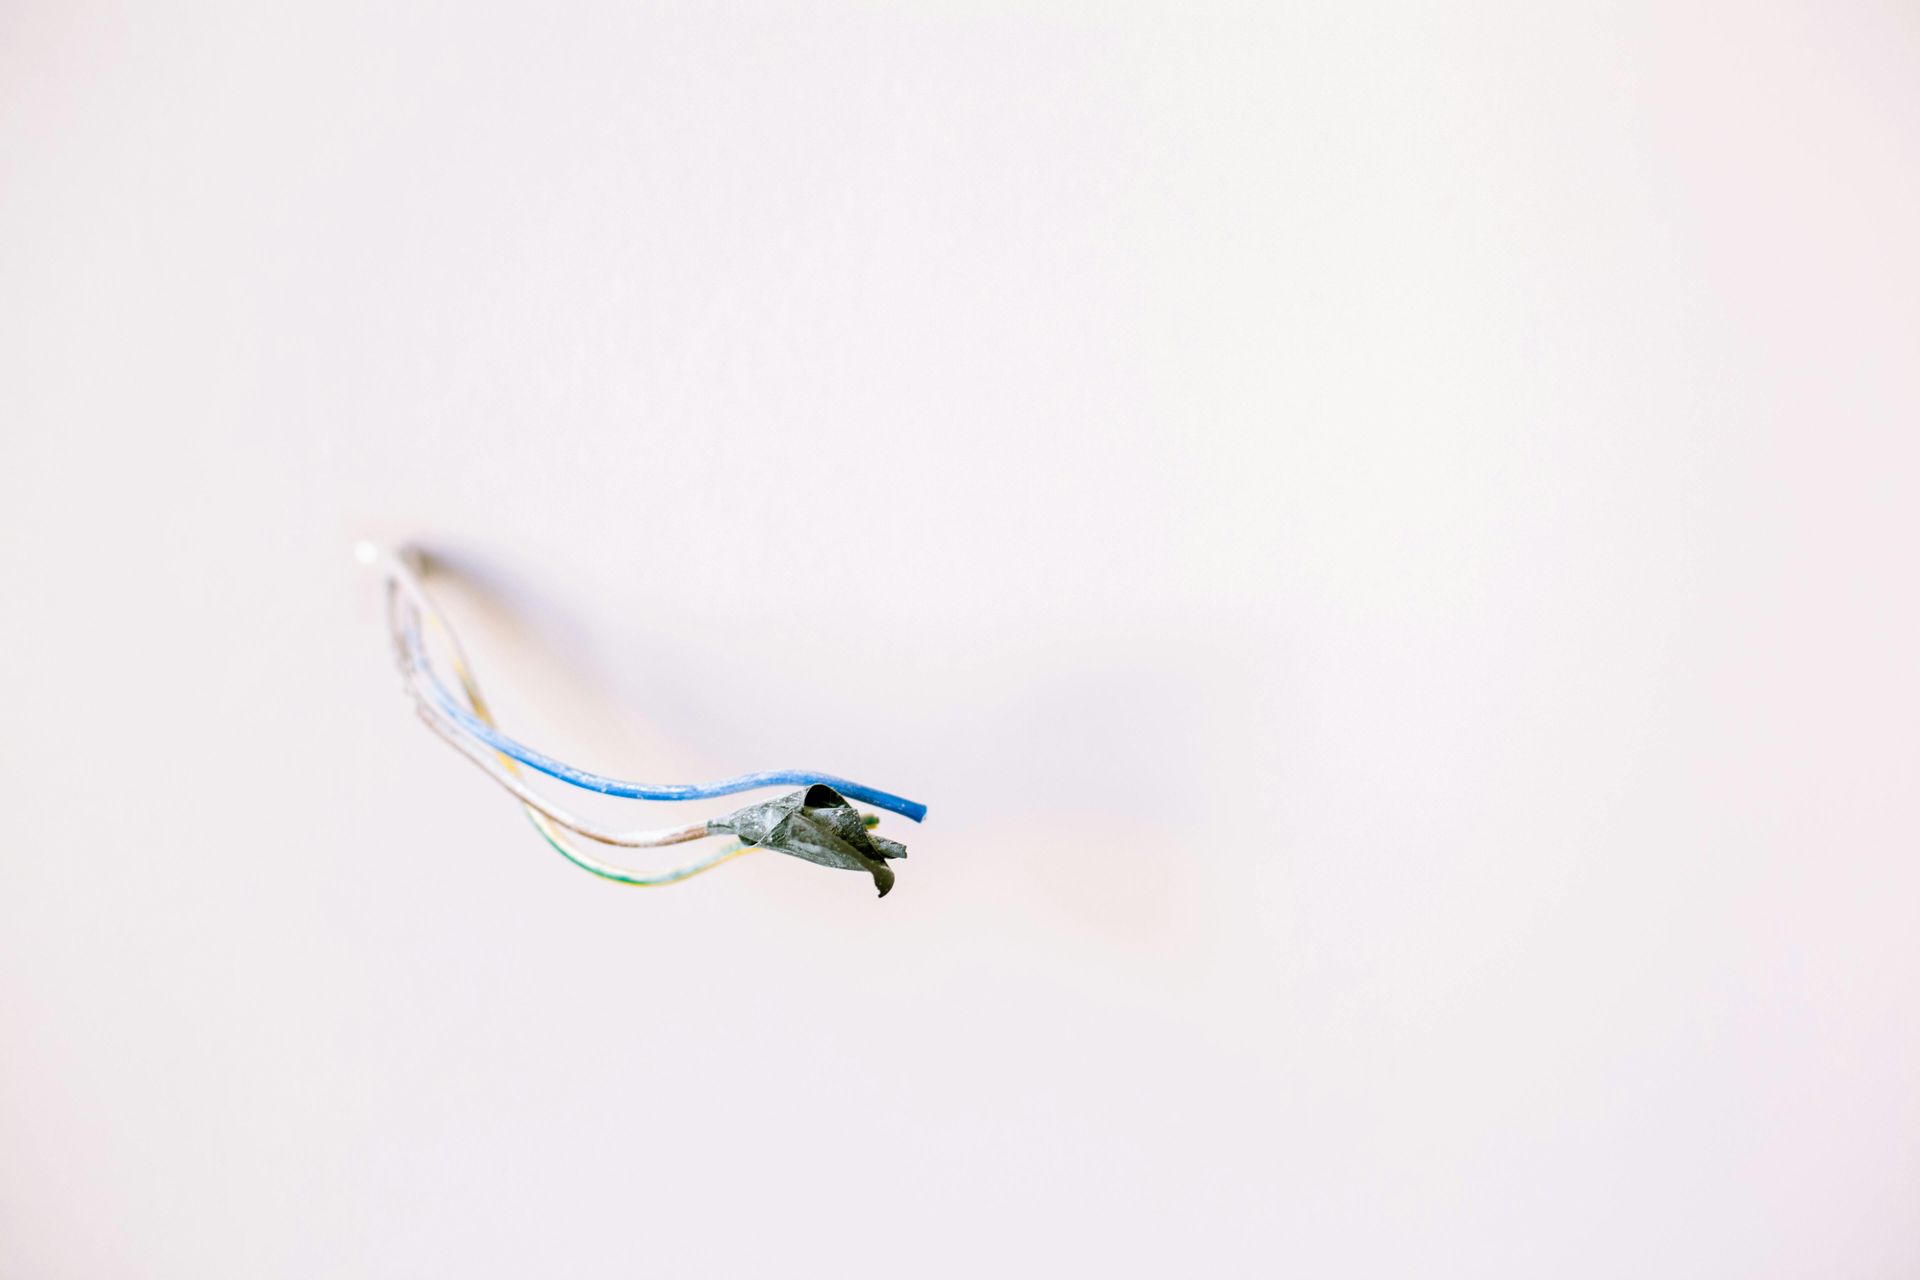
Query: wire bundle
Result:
<box><xmin>365</xmin><ymin>543</ymin><xmax>925</xmax><ymax>891</ymax></box>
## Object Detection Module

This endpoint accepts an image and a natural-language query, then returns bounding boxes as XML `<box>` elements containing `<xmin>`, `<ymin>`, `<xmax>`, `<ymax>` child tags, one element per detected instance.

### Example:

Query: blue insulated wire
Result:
<box><xmin>402</xmin><ymin>622</ymin><xmax>928</xmax><ymax>823</ymax></box>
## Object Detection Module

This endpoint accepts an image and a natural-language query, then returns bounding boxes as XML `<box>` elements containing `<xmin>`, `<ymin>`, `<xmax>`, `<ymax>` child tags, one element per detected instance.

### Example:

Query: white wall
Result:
<box><xmin>2</xmin><ymin>3</ymin><xmax>1917</xmax><ymax>1275</ymax></box>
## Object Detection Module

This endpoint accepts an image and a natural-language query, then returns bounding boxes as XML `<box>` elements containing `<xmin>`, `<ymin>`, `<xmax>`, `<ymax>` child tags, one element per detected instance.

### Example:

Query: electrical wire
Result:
<box><xmin>369</xmin><ymin>543</ymin><xmax>918</xmax><ymax>888</ymax></box>
<box><xmin>524</xmin><ymin>811</ymin><xmax>754</xmax><ymax>886</ymax></box>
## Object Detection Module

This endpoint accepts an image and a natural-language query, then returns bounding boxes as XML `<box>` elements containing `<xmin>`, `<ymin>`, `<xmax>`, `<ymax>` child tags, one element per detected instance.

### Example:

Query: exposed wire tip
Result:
<box><xmin>709</xmin><ymin>785</ymin><xmax>908</xmax><ymax>900</ymax></box>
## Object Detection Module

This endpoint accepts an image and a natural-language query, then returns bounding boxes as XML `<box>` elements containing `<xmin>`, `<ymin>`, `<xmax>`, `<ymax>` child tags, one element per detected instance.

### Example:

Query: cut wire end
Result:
<box><xmin>708</xmin><ymin>785</ymin><xmax>910</xmax><ymax>897</ymax></box>
<box><xmin>366</xmin><ymin>543</ymin><xmax>926</xmax><ymax>896</ymax></box>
